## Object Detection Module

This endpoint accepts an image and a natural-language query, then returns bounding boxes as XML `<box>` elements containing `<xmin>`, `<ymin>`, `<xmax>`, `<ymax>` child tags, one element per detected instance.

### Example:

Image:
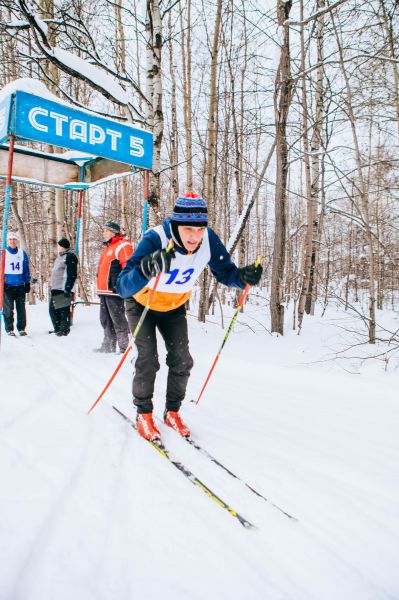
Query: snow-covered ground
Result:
<box><xmin>1</xmin><ymin>299</ymin><xmax>398</xmax><ymax>600</ymax></box>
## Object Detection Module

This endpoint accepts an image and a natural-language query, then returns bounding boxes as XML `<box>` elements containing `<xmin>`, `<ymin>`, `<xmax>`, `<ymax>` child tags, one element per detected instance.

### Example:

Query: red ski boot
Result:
<box><xmin>137</xmin><ymin>413</ymin><xmax>161</xmax><ymax>441</ymax></box>
<box><xmin>164</xmin><ymin>411</ymin><xmax>190</xmax><ymax>437</ymax></box>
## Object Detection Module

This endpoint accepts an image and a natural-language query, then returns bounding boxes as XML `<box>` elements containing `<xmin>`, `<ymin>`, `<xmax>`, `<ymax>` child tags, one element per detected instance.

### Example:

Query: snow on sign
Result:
<box><xmin>5</xmin><ymin>91</ymin><xmax>153</xmax><ymax>169</ymax></box>
<box><xmin>0</xmin><ymin>95</ymin><xmax>12</xmax><ymax>143</ymax></box>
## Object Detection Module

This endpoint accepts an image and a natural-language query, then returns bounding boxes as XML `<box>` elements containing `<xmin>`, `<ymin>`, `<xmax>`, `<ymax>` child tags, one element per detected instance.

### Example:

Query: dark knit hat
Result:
<box><xmin>171</xmin><ymin>192</ymin><xmax>208</xmax><ymax>226</ymax></box>
<box><xmin>58</xmin><ymin>238</ymin><xmax>70</xmax><ymax>249</ymax></box>
<box><xmin>103</xmin><ymin>221</ymin><xmax>121</xmax><ymax>234</ymax></box>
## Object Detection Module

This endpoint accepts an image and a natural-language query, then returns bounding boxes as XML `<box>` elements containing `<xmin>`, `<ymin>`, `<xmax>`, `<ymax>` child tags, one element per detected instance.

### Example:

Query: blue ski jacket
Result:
<box><xmin>5</xmin><ymin>246</ymin><xmax>31</xmax><ymax>287</ymax></box>
<box><xmin>116</xmin><ymin>219</ymin><xmax>244</xmax><ymax>311</ymax></box>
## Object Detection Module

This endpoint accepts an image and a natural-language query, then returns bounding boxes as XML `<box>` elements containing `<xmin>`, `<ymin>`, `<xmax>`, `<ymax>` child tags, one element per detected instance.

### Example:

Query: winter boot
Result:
<box><xmin>18</xmin><ymin>331</ymin><xmax>27</xmax><ymax>336</ymax></box>
<box><xmin>164</xmin><ymin>411</ymin><xmax>190</xmax><ymax>437</ymax></box>
<box><xmin>136</xmin><ymin>413</ymin><xmax>161</xmax><ymax>441</ymax></box>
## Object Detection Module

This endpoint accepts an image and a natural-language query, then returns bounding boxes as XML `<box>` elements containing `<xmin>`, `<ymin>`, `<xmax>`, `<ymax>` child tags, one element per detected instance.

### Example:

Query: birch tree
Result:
<box><xmin>270</xmin><ymin>0</ymin><xmax>293</xmax><ymax>335</ymax></box>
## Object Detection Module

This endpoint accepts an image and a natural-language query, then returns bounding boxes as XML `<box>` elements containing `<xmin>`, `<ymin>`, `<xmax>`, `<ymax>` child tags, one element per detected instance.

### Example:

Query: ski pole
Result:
<box><xmin>88</xmin><ymin>240</ymin><xmax>174</xmax><ymax>414</ymax></box>
<box><xmin>195</xmin><ymin>256</ymin><xmax>263</xmax><ymax>405</ymax></box>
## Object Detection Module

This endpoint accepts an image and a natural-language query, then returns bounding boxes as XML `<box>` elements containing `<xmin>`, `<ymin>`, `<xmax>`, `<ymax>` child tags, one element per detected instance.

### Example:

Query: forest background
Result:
<box><xmin>0</xmin><ymin>0</ymin><xmax>398</xmax><ymax>348</ymax></box>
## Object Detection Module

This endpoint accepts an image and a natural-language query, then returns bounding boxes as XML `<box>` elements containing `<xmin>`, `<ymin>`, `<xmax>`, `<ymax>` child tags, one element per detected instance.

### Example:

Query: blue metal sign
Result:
<box><xmin>0</xmin><ymin>95</ymin><xmax>12</xmax><ymax>145</ymax></box>
<box><xmin>11</xmin><ymin>91</ymin><xmax>153</xmax><ymax>169</ymax></box>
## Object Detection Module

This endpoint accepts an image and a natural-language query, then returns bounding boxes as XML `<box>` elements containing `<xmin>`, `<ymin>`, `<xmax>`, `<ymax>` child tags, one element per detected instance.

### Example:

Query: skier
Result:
<box><xmin>49</xmin><ymin>238</ymin><xmax>78</xmax><ymax>336</ymax></box>
<box><xmin>3</xmin><ymin>231</ymin><xmax>31</xmax><ymax>336</ymax></box>
<box><xmin>94</xmin><ymin>221</ymin><xmax>133</xmax><ymax>354</ymax></box>
<box><xmin>116</xmin><ymin>192</ymin><xmax>263</xmax><ymax>441</ymax></box>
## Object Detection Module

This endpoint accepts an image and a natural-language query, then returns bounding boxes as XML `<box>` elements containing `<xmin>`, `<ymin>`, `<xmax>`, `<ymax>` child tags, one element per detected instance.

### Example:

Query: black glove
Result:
<box><xmin>24</xmin><ymin>282</ymin><xmax>31</xmax><ymax>294</ymax></box>
<box><xmin>64</xmin><ymin>290</ymin><xmax>72</xmax><ymax>298</ymax></box>
<box><xmin>140</xmin><ymin>248</ymin><xmax>175</xmax><ymax>280</ymax></box>
<box><xmin>239</xmin><ymin>263</ymin><xmax>263</xmax><ymax>286</ymax></box>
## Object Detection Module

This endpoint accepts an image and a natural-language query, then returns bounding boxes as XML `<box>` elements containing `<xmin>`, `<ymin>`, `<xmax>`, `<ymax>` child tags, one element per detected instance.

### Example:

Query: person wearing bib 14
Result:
<box><xmin>116</xmin><ymin>192</ymin><xmax>263</xmax><ymax>441</ymax></box>
<box><xmin>3</xmin><ymin>231</ymin><xmax>31</xmax><ymax>337</ymax></box>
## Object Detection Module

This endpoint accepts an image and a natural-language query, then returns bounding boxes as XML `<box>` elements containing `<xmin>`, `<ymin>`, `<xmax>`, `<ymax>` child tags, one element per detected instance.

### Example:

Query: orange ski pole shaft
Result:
<box><xmin>195</xmin><ymin>256</ymin><xmax>262</xmax><ymax>405</ymax></box>
<box><xmin>87</xmin><ymin>345</ymin><xmax>132</xmax><ymax>414</ymax></box>
<box><xmin>88</xmin><ymin>240</ymin><xmax>174</xmax><ymax>414</ymax></box>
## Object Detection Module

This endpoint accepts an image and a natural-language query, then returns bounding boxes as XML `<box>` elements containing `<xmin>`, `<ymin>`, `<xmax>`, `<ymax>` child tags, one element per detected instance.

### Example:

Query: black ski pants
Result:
<box><xmin>99</xmin><ymin>295</ymin><xmax>129</xmax><ymax>352</ymax></box>
<box><xmin>3</xmin><ymin>285</ymin><xmax>26</xmax><ymax>333</ymax></box>
<box><xmin>49</xmin><ymin>289</ymin><xmax>71</xmax><ymax>334</ymax></box>
<box><xmin>125</xmin><ymin>298</ymin><xmax>194</xmax><ymax>414</ymax></box>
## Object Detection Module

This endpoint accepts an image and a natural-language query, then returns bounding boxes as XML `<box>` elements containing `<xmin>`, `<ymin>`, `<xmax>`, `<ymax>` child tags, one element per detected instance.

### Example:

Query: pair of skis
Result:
<box><xmin>113</xmin><ymin>406</ymin><xmax>297</xmax><ymax>530</ymax></box>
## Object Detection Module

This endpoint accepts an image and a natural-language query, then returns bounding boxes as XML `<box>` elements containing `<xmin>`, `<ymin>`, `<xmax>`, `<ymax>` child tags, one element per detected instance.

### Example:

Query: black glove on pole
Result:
<box><xmin>239</xmin><ymin>262</ymin><xmax>263</xmax><ymax>286</ymax></box>
<box><xmin>140</xmin><ymin>247</ymin><xmax>176</xmax><ymax>280</ymax></box>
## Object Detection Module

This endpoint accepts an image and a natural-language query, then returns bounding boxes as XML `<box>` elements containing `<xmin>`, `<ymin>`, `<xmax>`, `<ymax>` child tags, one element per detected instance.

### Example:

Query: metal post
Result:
<box><xmin>0</xmin><ymin>134</ymin><xmax>16</xmax><ymax>348</ymax></box>
<box><xmin>142</xmin><ymin>170</ymin><xmax>150</xmax><ymax>237</ymax></box>
<box><xmin>75</xmin><ymin>167</ymin><xmax>85</xmax><ymax>255</ymax></box>
<box><xmin>72</xmin><ymin>168</ymin><xmax>85</xmax><ymax>324</ymax></box>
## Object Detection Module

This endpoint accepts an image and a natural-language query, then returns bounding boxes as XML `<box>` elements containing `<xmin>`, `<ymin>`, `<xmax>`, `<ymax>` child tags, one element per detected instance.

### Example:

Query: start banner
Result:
<box><xmin>6</xmin><ymin>91</ymin><xmax>153</xmax><ymax>169</ymax></box>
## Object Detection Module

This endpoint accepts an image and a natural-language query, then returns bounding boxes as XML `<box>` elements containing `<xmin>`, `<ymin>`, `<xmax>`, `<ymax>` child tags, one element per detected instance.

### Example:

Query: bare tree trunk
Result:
<box><xmin>379</xmin><ymin>0</ymin><xmax>399</xmax><ymax>143</ymax></box>
<box><xmin>146</xmin><ymin>0</ymin><xmax>163</xmax><ymax>225</ymax></box>
<box><xmin>114</xmin><ymin>0</ymin><xmax>128</xmax><ymax>232</ymax></box>
<box><xmin>179</xmin><ymin>0</ymin><xmax>193</xmax><ymax>188</ymax></box>
<box><xmin>168</xmin><ymin>10</ymin><xmax>179</xmax><ymax>196</ymax></box>
<box><xmin>331</xmin><ymin>14</ymin><xmax>376</xmax><ymax>343</ymax></box>
<box><xmin>198</xmin><ymin>0</ymin><xmax>223</xmax><ymax>322</ymax></box>
<box><xmin>270</xmin><ymin>0</ymin><xmax>293</xmax><ymax>335</ymax></box>
<box><xmin>296</xmin><ymin>0</ymin><xmax>313</xmax><ymax>332</ymax></box>
<box><xmin>203</xmin><ymin>0</ymin><xmax>222</xmax><ymax>224</ymax></box>
<box><xmin>40</xmin><ymin>0</ymin><xmax>65</xmax><ymax>245</ymax></box>
<box><xmin>225</xmin><ymin>0</ymin><xmax>247</xmax><ymax>265</ymax></box>
<box><xmin>306</xmin><ymin>0</ymin><xmax>325</xmax><ymax>315</ymax></box>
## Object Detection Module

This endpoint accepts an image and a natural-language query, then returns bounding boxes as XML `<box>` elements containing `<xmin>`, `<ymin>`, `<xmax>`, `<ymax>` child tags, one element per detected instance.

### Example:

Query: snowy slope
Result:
<box><xmin>1</xmin><ymin>301</ymin><xmax>399</xmax><ymax>600</ymax></box>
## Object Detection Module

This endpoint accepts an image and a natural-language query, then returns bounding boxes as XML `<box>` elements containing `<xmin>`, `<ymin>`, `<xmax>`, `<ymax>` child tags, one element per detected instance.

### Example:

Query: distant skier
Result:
<box><xmin>94</xmin><ymin>221</ymin><xmax>133</xmax><ymax>354</ymax></box>
<box><xmin>49</xmin><ymin>238</ymin><xmax>78</xmax><ymax>337</ymax></box>
<box><xmin>117</xmin><ymin>192</ymin><xmax>263</xmax><ymax>441</ymax></box>
<box><xmin>3</xmin><ymin>231</ymin><xmax>31</xmax><ymax>336</ymax></box>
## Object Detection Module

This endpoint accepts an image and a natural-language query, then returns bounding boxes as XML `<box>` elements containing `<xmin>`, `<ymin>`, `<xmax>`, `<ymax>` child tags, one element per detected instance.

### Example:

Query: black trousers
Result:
<box><xmin>49</xmin><ymin>290</ymin><xmax>71</xmax><ymax>334</ymax></box>
<box><xmin>125</xmin><ymin>298</ymin><xmax>194</xmax><ymax>414</ymax></box>
<box><xmin>99</xmin><ymin>295</ymin><xmax>129</xmax><ymax>352</ymax></box>
<box><xmin>3</xmin><ymin>285</ymin><xmax>26</xmax><ymax>332</ymax></box>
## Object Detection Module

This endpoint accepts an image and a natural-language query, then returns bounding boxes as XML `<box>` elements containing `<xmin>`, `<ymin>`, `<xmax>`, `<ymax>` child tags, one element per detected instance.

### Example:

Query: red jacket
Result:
<box><xmin>96</xmin><ymin>235</ymin><xmax>133</xmax><ymax>295</ymax></box>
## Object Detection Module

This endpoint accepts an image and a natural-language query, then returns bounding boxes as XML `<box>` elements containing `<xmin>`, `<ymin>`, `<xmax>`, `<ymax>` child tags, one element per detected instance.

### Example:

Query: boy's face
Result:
<box><xmin>178</xmin><ymin>225</ymin><xmax>206</xmax><ymax>252</ymax></box>
<box><xmin>7</xmin><ymin>238</ymin><xmax>18</xmax><ymax>249</ymax></box>
<box><xmin>103</xmin><ymin>228</ymin><xmax>116</xmax><ymax>242</ymax></box>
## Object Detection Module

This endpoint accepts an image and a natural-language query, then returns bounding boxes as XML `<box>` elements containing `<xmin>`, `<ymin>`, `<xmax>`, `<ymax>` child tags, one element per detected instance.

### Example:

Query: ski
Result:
<box><xmin>154</xmin><ymin>416</ymin><xmax>297</xmax><ymax>521</ymax></box>
<box><xmin>112</xmin><ymin>406</ymin><xmax>256</xmax><ymax>530</ymax></box>
<box><xmin>187</xmin><ymin>438</ymin><xmax>296</xmax><ymax>520</ymax></box>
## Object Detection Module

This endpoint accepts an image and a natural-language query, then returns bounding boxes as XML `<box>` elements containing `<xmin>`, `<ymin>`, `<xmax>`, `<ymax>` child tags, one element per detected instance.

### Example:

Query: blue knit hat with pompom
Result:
<box><xmin>171</xmin><ymin>192</ymin><xmax>208</xmax><ymax>226</ymax></box>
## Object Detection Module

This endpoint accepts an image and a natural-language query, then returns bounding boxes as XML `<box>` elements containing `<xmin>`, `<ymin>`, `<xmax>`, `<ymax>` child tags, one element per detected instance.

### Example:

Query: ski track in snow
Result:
<box><xmin>1</xmin><ymin>303</ymin><xmax>399</xmax><ymax>599</ymax></box>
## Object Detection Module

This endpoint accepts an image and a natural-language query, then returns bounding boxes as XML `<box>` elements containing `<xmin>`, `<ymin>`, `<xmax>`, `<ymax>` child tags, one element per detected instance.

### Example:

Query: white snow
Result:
<box><xmin>4</xmin><ymin>18</ymin><xmax>29</xmax><ymax>30</ymax></box>
<box><xmin>51</xmin><ymin>48</ymin><xmax>129</xmax><ymax>105</ymax></box>
<box><xmin>31</xmin><ymin>15</ymin><xmax>48</xmax><ymax>37</ymax></box>
<box><xmin>0</xmin><ymin>300</ymin><xmax>398</xmax><ymax>599</ymax></box>
<box><xmin>0</xmin><ymin>78</ymin><xmax>150</xmax><ymax>136</ymax></box>
<box><xmin>0</xmin><ymin>78</ymin><xmax>57</xmax><ymax>103</ymax></box>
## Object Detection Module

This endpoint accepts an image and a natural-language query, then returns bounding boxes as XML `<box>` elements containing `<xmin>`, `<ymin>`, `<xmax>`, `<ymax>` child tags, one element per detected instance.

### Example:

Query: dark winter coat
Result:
<box><xmin>50</xmin><ymin>249</ymin><xmax>78</xmax><ymax>292</ymax></box>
